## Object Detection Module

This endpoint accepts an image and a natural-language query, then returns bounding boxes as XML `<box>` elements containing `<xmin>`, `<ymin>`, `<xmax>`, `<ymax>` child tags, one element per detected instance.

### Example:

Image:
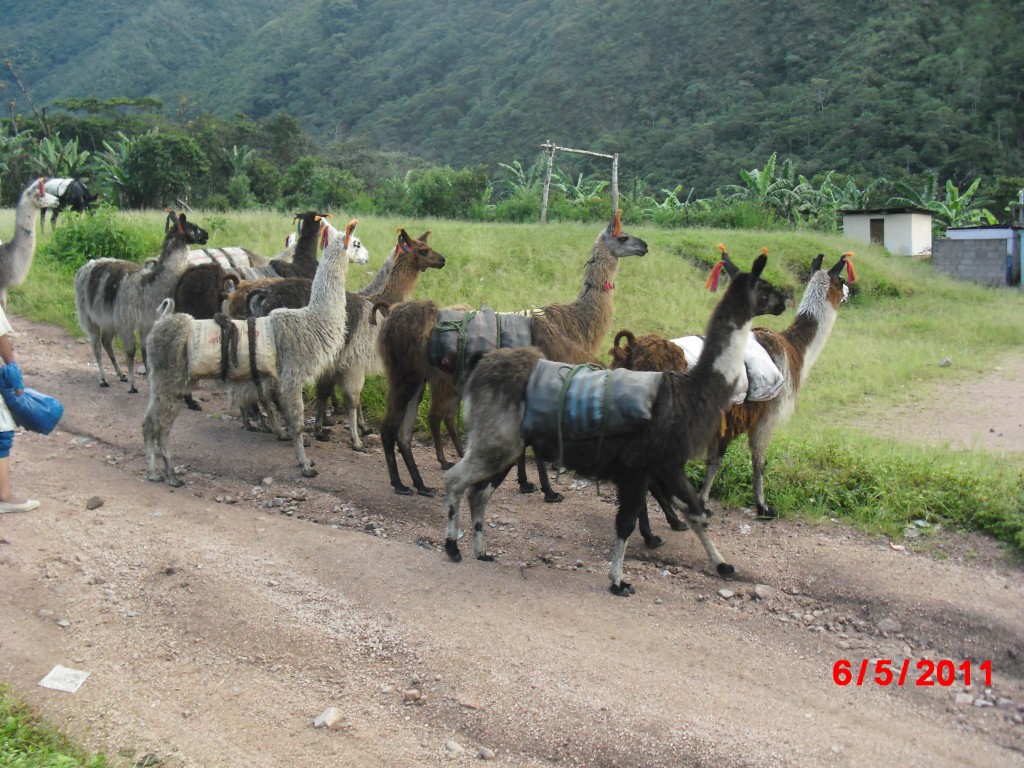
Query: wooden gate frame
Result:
<box><xmin>539</xmin><ymin>140</ymin><xmax>619</xmax><ymax>223</ymax></box>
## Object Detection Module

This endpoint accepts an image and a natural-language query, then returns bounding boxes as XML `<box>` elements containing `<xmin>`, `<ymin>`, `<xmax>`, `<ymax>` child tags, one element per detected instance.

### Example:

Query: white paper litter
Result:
<box><xmin>38</xmin><ymin>665</ymin><xmax>90</xmax><ymax>693</ymax></box>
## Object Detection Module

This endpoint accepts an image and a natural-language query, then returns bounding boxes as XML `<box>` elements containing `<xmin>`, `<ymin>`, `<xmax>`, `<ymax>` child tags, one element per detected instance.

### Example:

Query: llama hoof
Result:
<box><xmin>128</xmin><ymin>386</ymin><xmax>139</xmax><ymax>394</ymax></box>
<box><xmin>518</xmin><ymin>482</ymin><xmax>538</xmax><ymax>494</ymax></box>
<box><xmin>351</xmin><ymin>443</ymin><xmax>368</xmax><ymax>453</ymax></box>
<box><xmin>643</xmin><ymin>535</ymin><xmax>665</xmax><ymax>549</ymax></box>
<box><xmin>668</xmin><ymin>519</ymin><xmax>690</xmax><ymax>532</ymax></box>
<box><xmin>444</xmin><ymin>539</ymin><xmax>462</xmax><ymax>562</ymax></box>
<box><xmin>184</xmin><ymin>398</ymin><xmax>202</xmax><ymax>412</ymax></box>
<box><xmin>416</xmin><ymin>487</ymin><xmax>436</xmax><ymax>498</ymax></box>
<box><xmin>360</xmin><ymin>427</ymin><xmax>376</xmax><ymax>436</ymax></box>
<box><xmin>717</xmin><ymin>562</ymin><xmax>737</xmax><ymax>577</ymax></box>
<box><xmin>147</xmin><ymin>474</ymin><xmax>164</xmax><ymax>484</ymax></box>
<box><xmin>315</xmin><ymin>431</ymin><xmax>332</xmax><ymax>442</ymax></box>
<box><xmin>477</xmin><ymin>553</ymin><xmax>496</xmax><ymax>562</ymax></box>
<box><xmin>439</xmin><ymin>460</ymin><xmax>455</xmax><ymax>470</ymax></box>
<box><xmin>754</xmin><ymin>506</ymin><xmax>777</xmax><ymax>520</ymax></box>
<box><xmin>543</xmin><ymin>492</ymin><xmax>564</xmax><ymax>504</ymax></box>
<box><xmin>393</xmin><ymin>485</ymin><xmax>414</xmax><ymax>496</ymax></box>
<box><xmin>301</xmin><ymin>466</ymin><xmax>319</xmax><ymax>478</ymax></box>
<box><xmin>118</xmin><ymin>374</ymin><xmax>128</xmax><ymax>382</ymax></box>
<box><xmin>167</xmin><ymin>476</ymin><xmax>185</xmax><ymax>488</ymax></box>
<box><xmin>609</xmin><ymin>581</ymin><xmax>635</xmax><ymax>597</ymax></box>
<box><xmin>99</xmin><ymin>380</ymin><xmax>110</xmax><ymax>388</ymax></box>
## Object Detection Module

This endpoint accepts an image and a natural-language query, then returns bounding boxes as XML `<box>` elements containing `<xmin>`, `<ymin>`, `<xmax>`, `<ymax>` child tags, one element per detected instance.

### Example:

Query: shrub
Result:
<box><xmin>408</xmin><ymin>166</ymin><xmax>490</xmax><ymax>219</ymax></box>
<box><xmin>40</xmin><ymin>204</ymin><xmax>162</xmax><ymax>272</ymax></box>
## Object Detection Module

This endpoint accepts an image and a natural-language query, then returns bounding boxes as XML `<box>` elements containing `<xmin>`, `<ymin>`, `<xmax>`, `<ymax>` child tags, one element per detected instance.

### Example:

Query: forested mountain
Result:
<box><xmin>1</xmin><ymin>0</ymin><xmax>1022</xmax><ymax>194</ymax></box>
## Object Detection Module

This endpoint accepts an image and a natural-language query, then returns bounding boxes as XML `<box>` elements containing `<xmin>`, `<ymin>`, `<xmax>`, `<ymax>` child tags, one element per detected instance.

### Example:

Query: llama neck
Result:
<box><xmin>691</xmin><ymin>286</ymin><xmax>755</xmax><ymax>403</ymax></box>
<box><xmin>4</xmin><ymin>190</ymin><xmax>40</xmax><ymax>281</ymax></box>
<box><xmin>307</xmin><ymin>247</ymin><xmax>349</xmax><ymax>318</ymax></box>
<box><xmin>358</xmin><ymin>249</ymin><xmax>397</xmax><ymax>297</ymax></box>
<box><xmin>292</xmin><ymin>223</ymin><xmax>321</xmax><ymax>267</ymax></box>
<box><xmin>567</xmin><ymin>250</ymin><xmax>619</xmax><ymax>349</ymax></box>
<box><xmin>142</xmin><ymin>237</ymin><xmax>191</xmax><ymax>286</ymax></box>
<box><xmin>367</xmin><ymin>256</ymin><xmax>422</xmax><ymax>306</ymax></box>
<box><xmin>783</xmin><ymin>275</ymin><xmax>840</xmax><ymax>384</ymax></box>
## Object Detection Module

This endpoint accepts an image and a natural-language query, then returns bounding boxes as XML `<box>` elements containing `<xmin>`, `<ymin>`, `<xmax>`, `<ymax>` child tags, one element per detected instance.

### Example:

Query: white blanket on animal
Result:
<box><xmin>43</xmin><ymin>178</ymin><xmax>73</xmax><ymax>197</ymax></box>
<box><xmin>670</xmin><ymin>333</ymin><xmax>784</xmax><ymax>404</ymax></box>
<box><xmin>187</xmin><ymin>247</ymin><xmax>268</xmax><ymax>275</ymax></box>
<box><xmin>187</xmin><ymin>317</ymin><xmax>277</xmax><ymax>380</ymax></box>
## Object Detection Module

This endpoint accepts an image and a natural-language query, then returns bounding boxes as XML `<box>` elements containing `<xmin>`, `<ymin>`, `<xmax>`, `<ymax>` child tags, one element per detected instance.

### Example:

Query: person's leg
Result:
<box><xmin>0</xmin><ymin>431</ymin><xmax>36</xmax><ymax>509</ymax></box>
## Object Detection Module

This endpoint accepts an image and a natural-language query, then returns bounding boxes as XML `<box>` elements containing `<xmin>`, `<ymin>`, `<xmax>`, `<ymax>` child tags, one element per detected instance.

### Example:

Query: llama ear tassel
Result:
<box><xmin>611</xmin><ymin>209</ymin><xmax>623</xmax><ymax>238</ymax></box>
<box><xmin>705</xmin><ymin>260</ymin><xmax>725</xmax><ymax>292</ymax></box>
<box><xmin>843</xmin><ymin>252</ymin><xmax>857</xmax><ymax>282</ymax></box>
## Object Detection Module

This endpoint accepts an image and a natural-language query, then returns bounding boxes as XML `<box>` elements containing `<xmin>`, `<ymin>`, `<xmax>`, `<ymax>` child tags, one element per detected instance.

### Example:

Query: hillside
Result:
<box><xmin>1</xmin><ymin>0</ymin><xmax>1022</xmax><ymax>192</ymax></box>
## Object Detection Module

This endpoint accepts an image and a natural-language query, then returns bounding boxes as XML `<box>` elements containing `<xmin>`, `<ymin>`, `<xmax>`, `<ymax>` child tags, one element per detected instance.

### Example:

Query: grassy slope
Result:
<box><xmin>4</xmin><ymin>208</ymin><xmax>1024</xmax><ymax>553</ymax></box>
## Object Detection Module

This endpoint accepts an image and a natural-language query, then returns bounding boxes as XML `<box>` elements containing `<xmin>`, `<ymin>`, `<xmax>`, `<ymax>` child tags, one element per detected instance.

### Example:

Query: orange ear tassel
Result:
<box><xmin>612</xmin><ymin>209</ymin><xmax>623</xmax><ymax>237</ymax></box>
<box><xmin>761</xmin><ymin>246</ymin><xmax>769</xmax><ymax>256</ymax></box>
<box><xmin>842</xmin><ymin>252</ymin><xmax>857</xmax><ymax>282</ymax></box>
<box><xmin>705</xmin><ymin>260</ymin><xmax>725</xmax><ymax>292</ymax></box>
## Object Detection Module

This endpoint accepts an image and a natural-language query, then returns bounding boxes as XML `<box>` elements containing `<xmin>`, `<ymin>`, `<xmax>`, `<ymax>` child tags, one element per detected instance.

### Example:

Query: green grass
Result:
<box><xmin>3</xmin><ymin>207</ymin><xmax>1024</xmax><ymax>555</ymax></box>
<box><xmin>0</xmin><ymin>685</ymin><xmax>109</xmax><ymax>767</ymax></box>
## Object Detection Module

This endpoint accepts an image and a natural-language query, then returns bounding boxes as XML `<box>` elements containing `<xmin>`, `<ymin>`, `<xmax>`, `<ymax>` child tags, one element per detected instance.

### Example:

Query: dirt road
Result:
<box><xmin>1</xmin><ymin>315</ymin><xmax>1022</xmax><ymax>767</ymax></box>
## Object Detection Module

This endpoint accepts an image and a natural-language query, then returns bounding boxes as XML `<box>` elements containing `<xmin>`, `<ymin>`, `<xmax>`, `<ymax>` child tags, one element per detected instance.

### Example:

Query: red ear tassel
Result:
<box><xmin>842</xmin><ymin>252</ymin><xmax>857</xmax><ymax>282</ymax></box>
<box><xmin>320</xmin><ymin>226</ymin><xmax>330</xmax><ymax>250</ymax></box>
<box><xmin>705</xmin><ymin>260</ymin><xmax>724</xmax><ymax>292</ymax></box>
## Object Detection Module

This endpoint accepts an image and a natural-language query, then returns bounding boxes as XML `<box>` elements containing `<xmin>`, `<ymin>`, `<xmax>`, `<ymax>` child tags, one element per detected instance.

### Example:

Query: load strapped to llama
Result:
<box><xmin>186</xmin><ymin>315</ymin><xmax>277</xmax><ymax>380</ymax></box>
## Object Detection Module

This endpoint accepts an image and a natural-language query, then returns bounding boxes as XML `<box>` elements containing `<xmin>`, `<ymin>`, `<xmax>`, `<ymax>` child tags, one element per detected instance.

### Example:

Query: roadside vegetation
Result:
<box><xmin>0</xmin><ymin>685</ymin><xmax>109</xmax><ymax>767</ymax></box>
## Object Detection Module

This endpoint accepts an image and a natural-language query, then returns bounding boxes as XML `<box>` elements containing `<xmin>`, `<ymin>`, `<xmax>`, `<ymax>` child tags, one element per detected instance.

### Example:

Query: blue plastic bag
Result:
<box><xmin>0</xmin><ymin>362</ymin><xmax>64</xmax><ymax>435</ymax></box>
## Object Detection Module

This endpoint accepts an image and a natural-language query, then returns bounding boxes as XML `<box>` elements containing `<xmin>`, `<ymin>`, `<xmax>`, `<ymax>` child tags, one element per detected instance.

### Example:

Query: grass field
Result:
<box><xmin>3</xmin><ymin>207</ymin><xmax>1024</xmax><ymax>553</ymax></box>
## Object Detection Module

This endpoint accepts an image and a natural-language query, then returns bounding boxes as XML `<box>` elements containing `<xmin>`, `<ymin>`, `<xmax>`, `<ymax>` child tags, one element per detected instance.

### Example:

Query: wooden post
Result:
<box><xmin>537</xmin><ymin>141</ymin><xmax>619</xmax><ymax>222</ymax></box>
<box><xmin>540</xmin><ymin>141</ymin><xmax>556</xmax><ymax>224</ymax></box>
<box><xmin>611</xmin><ymin>153</ymin><xmax>619</xmax><ymax>214</ymax></box>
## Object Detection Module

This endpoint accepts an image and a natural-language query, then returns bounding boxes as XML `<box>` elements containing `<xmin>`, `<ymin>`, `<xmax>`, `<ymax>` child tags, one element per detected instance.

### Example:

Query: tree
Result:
<box><xmin>122</xmin><ymin>133</ymin><xmax>210</xmax><ymax>209</ymax></box>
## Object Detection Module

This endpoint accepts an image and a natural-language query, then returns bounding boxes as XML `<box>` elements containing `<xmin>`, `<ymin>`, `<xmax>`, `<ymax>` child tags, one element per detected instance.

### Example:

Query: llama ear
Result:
<box><xmin>419</xmin><ymin>230</ymin><xmax>432</xmax><ymax>242</ymax></box>
<box><xmin>751</xmin><ymin>253</ymin><xmax>768</xmax><ymax>278</ymax></box>
<box><xmin>812</xmin><ymin>253</ymin><xmax>825</xmax><ymax>271</ymax></box>
<box><xmin>37</xmin><ymin>178</ymin><xmax>45</xmax><ymax>194</ymax></box>
<box><xmin>397</xmin><ymin>229</ymin><xmax>414</xmax><ymax>253</ymax></box>
<box><xmin>165</xmin><ymin>211</ymin><xmax>177</xmax><ymax>232</ymax></box>
<box><xmin>344</xmin><ymin>219</ymin><xmax>358</xmax><ymax>250</ymax></box>
<box><xmin>177</xmin><ymin>213</ymin><xmax>187</xmax><ymax>236</ymax></box>
<box><xmin>721</xmin><ymin>253</ymin><xmax>740</xmax><ymax>278</ymax></box>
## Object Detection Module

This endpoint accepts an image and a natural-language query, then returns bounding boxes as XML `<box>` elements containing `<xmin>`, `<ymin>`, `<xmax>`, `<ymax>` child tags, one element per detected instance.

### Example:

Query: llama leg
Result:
<box><xmin>345</xmin><ymin>371</ymin><xmax>368</xmax><ymax>452</ymax></box>
<box><xmin>280</xmin><ymin>385</ymin><xmax>317</xmax><ymax>477</ymax></box>
<box><xmin>313</xmin><ymin>374</ymin><xmax>335</xmax><ymax>442</ymax></box>
<box><xmin>469</xmin><ymin>468</ymin><xmax>513</xmax><ymax>561</ymax></box>
<box><xmin>428</xmin><ymin>392</ymin><xmax>454</xmax><ymax>469</ymax></box>
<box><xmin>515</xmin><ymin>453</ymin><xmax>536</xmax><ymax>494</ymax></box>
<box><xmin>608</xmin><ymin>477</ymin><xmax>648</xmax><ymax>596</ymax></box>
<box><xmin>89</xmin><ymin>333</ymin><xmax>110</xmax><ymax>387</ymax></box>
<box><xmin>396</xmin><ymin>383</ymin><xmax>433</xmax><ymax>496</ymax></box>
<box><xmin>661</xmin><ymin>469</ymin><xmax>735</xmax><ymax>577</ymax></box>
<box><xmin>183</xmin><ymin>393</ymin><xmax>202</xmax><ymax>411</ymax></box>
<box><xmin>123</xmin><ymin>334</ymin><xmax>139</xmax><ymax>393</ymax></box>
<box><xmin>749</xmin><ymin>425</ymin><xmax>777</xmax><ymax>520</ymax></box>
<box><xmin>382</xmin><ymin>380</ymin><xmax>426</xmax><ymax>495</ymax></box>
<box><xmin>444</xmin><ymin>445</ymin><xmax>519</xmax><ymax>562</ymax></box>
<box><xmin>648</xmin><ymin>476</ymin><xmax>688</xmax><ymax>539</ymax></box>
<box><xmin>144</xmin><ymin>393</ymin><xmax>184</xmax><ymax>486</ymax></box>
<box><xmin>534</xmin><ymin>456</ymin><xmax>564</xmax><ymax>503</ymax></box>
<box><xmin>99</xmin><ymin>329</ymin><xmax>127</xmax><ymax>383</ymax></box>
<box><xmin>700</xmin><ymin>436</ymin><xmax>731</xmax><ymax>507</ymax></box>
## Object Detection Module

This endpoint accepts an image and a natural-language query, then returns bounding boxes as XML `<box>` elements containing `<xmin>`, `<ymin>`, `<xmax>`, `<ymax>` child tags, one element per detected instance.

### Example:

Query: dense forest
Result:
<box><xmin>1</xmin><ymin>0</ymin><xmax>1022</xmax><ymax>224</ymax></box>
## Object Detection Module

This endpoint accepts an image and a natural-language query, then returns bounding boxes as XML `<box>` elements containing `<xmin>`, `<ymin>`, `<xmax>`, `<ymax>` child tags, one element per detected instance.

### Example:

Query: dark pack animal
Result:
<box><xmin>42</xmin><ymin>178</ymin><xmax>98</xmax><ymax>229</ymax></box>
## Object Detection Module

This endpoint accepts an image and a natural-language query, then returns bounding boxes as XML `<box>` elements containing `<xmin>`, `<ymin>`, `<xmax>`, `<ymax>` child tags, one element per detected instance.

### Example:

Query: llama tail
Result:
<box><xmin>157</xmin><ymin>298</ymin><xmax>176</xmax><ymax>318</ymax></box>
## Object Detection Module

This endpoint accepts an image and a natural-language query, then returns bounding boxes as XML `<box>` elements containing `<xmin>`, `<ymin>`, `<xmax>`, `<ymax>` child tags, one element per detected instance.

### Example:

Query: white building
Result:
<box><xmin>840</xmin><ymin>207</ymin><xmax>933</xmax><ymax>256</ymax></box>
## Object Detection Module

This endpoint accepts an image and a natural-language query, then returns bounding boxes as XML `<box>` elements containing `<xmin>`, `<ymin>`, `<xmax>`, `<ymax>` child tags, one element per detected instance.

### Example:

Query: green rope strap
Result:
<box><xmin>434</xmin><ymin>310</ymin><xmax>478</xmax><ymax>381</ymax></box>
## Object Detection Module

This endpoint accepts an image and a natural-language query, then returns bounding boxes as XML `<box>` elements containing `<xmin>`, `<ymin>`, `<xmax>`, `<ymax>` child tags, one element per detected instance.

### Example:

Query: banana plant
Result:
<box><xmin>888</xmin><ymin>175</ymin><xmax>995</xmax><ymax>233</ymax></box>
<box><xmin>30</xmin><ymin>132</ymin><xmax>93</xmax><ymax>178</ymax></box>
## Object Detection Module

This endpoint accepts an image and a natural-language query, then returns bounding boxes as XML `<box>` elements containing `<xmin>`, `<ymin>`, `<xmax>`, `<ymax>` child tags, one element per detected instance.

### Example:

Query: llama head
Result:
<box><xmin>799</xmin><ymin>252</ymin><xmax>854</xmax><ymax>315</ymax></box>
<box><xmin>27</xmin><ymin>178</ymin><xmax>59</xmax><ymax>210</ymax></box>
<box><xmin>396</xmin><ymin>228</ymin><xmax>446</xmax><ymax>272</ymax></box>
<box><xmin>719</xmin><ymin>252</ymin><xmax>787</xmax><ymax>323</ymax></box>
<box><xmin>598</xmin><ymin>209</ymin><xmax>647</xmax><ymax>259</ymax></box>
<box><xmin>176</xmin><ymin>213</ymin><xmax>209</xmax><ymax>246</ymax></box>
<box><xmin>320</xmin><ymin>220</ymin><xmax>370</xmax><ymax>264</ymax></box>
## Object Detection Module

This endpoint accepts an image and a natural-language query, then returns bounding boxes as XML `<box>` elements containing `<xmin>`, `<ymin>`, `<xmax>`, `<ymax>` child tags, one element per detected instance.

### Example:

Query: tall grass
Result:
<box><xmin>3</xmin><ymin>207</ymin><xmax>1023</xmax><ymax>553</ymax></box>
<box><xmin>0</xmin><ymin>685</ymin><xmax>109</xmax><ymax>766</ymax></box>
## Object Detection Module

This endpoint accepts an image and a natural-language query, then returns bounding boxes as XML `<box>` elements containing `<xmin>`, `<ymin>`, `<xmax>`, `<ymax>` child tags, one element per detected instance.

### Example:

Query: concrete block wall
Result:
<box><xmin>932</xmin><ymin>238</ymin><xmax>1017</xmax><ymax>286</ymax></box>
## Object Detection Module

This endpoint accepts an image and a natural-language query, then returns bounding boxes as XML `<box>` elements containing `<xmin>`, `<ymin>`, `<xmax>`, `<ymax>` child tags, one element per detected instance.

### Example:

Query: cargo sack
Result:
<box><xmin>521</xmin><ymin>361</ymin><xmax>662</xmax><ymax>450</ymax></box>
<box><xmin>670</xmin><ymin>332</ymin><xmax>784</xmax><ymax>403</ymax></box>
<box><xmin>428</xmin><ymin>307</ymin><xmax>533</xmax><ymax>382</ymax></box>
<box><xmin>187</xmin><ymin>315</ymin><xmax>277</xmax><ymax>380</ymax></box>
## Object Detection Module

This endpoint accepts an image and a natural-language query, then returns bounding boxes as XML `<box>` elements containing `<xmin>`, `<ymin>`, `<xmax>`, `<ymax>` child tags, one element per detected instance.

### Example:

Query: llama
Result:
<box><xmin>608</xmin><ymin>251</ymin><xmax>854</xmax><ymax>522</ymax></box>
<box><xmin>0</xmin><ymin>178</ymin><xmax>58</xmax><ymax>309</ymax></box>
<box><xmin>41</xmin><ymin>178</ymin><xmax>98</xmax><ymax>229</ymax></box>
<box><xmin>143</xmin><ymin>220</ymin><xmax>355</xmax><ymax>486</ymax></box>
<box><xmin>701</xmin><ymin>252</ymin><xmax>854</xmax><ymax>518</ymax></box>
<box><xmin>314</xmin><ymin>229</ymin><xmax>446</xmax><ymax>450</ymax></box>
<box><xmin>74</xmin><ymin>211</ymin><xmax>209</xmax><ymax>393</ymax></box>
<box><xmin>443</xmin><ymin>253</ymin><xmax>787</xmax><ymax>595</ymax></box>
<box><xmin>377</xmin><ymin>210</ymin><xmax>646</xmax><ymax>497</ymax></box>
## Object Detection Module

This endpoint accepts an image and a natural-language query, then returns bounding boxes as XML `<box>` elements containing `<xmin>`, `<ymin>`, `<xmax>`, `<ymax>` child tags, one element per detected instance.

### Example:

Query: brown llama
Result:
<box><xmin>377</xmin><ymin>209</ymin><xmax>647</xmax><ymax>497</ymax></box>
<box><xmin>610</xmin><ymin>251</ymin><xmax>854</xmax><ymax>522</ymax></box>
<box><xmin>443</xmin><ymin>254</ymin><xmax>787</xmax><ymax>595</ymax></box>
